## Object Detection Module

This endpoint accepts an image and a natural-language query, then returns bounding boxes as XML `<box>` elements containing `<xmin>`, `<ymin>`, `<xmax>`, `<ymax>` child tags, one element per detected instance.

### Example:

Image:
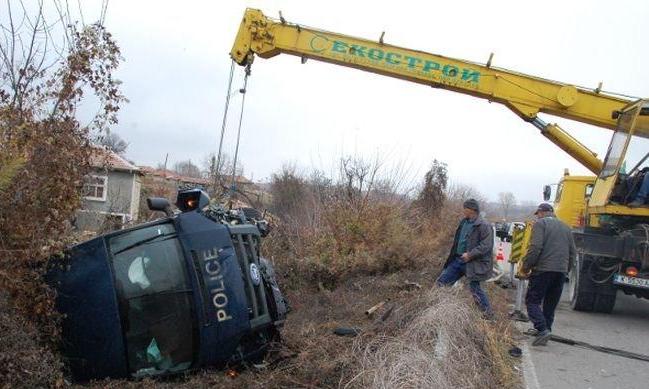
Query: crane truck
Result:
<box><xmin>230</xmin><ymin>8</ymin><xmax>649</xmax><ymax>314</ymax></box>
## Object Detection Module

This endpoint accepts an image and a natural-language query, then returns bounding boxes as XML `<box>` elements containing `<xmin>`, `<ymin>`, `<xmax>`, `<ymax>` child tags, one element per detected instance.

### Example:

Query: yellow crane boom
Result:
<box><xmin>230</xmin><ymin>9</ymin><xmax>643</xmax><ymax>174</ymax></box>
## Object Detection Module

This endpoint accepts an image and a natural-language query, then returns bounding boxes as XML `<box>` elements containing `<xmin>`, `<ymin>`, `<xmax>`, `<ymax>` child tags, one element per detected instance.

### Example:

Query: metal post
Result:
<box><xmin>515</xmin><ymin>279</ymin><xmax>525</xmax><ymax>311</ymax></box>
<box><xmin>510</xmin><ymin>277</ymin><xmax>529</xmax><ymax>322</ymax></box>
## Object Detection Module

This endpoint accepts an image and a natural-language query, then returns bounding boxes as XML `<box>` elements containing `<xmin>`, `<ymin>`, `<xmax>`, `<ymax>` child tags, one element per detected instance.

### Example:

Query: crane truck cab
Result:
<box><xmin>47</xmin><ymin>189</ymin><xmax>287</xmax><ymax>381</ymax></box>
<box><xmin>543</xmin><ymin>170</ymin><xmax>595</xmax><ymax>229</ymax></box>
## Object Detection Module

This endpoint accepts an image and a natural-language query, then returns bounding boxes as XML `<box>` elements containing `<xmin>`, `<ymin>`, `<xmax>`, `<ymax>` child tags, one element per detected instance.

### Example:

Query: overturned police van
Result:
<box><xmin>47</xmin><ymin>189</ymin><xmax>288</xmax><ymax>381</ymax></box>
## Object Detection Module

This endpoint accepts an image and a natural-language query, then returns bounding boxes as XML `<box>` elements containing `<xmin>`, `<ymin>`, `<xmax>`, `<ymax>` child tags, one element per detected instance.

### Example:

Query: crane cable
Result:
<box><xmin>214</xmin><ymin>60</ymin><xmax>236</xmax><ymax>194</ymax></box>
<box><xmin>230</xmin><ymin>62</ymin><xmax>251</xmax><ymax>201</ymax></box>
<box><xmin>549</xmin><ymin>334</ymin><xmax>649</xmax><ymax>363</ymax></box>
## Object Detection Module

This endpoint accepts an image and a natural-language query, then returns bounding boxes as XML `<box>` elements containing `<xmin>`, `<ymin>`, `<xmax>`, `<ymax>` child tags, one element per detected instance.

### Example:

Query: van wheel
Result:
<box><xmin>241</xmin><ymin>207</ymin><xmax>263</xmax><ymax>220</ymax></box>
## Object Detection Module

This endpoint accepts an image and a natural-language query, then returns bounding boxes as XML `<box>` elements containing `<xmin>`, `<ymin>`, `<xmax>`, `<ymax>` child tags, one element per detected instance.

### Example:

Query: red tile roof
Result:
<box><xmin>142</xmin><ymin>167</ymin><xmax>209</xmax><ymax>185</ymax></box>
<box><xmin>139</xmin><ymin>166</ymin><xmax>251</xmax><ymax>186</ymax></box>
<box><xmin>89</xmin><ymin>147</ymin><xmax>140</xmax><ymax>173</ymax></box>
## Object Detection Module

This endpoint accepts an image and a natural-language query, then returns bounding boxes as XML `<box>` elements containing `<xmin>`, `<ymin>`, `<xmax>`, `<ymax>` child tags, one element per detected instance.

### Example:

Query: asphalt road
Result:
<box><xmin>496</xmin><ymin>241</ymin><xmax>649</xmax><ymax>389</ymax></box>
<box><xmin>522</xmin><ymin>292</ymin><xmax>649</xmax><ymax>389</ymax></box>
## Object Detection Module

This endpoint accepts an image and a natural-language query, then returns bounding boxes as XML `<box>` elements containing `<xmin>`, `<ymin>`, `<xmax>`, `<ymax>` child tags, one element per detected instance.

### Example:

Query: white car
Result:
<box><xmin>505</xmin><ymin>222</ymin><xmax>526</xmax><ymax>242</ymax></box>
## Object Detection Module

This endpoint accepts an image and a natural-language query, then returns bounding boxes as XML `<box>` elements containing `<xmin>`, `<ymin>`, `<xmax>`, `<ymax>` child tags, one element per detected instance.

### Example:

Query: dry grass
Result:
<box><xmin>0</xmin><ymin>293</ymin><xmax>64</xmax><ymax>389</ymax></box>
<box><xmin>263</xmin><ymin>185</ymin><xmax>463</xmax><ymax>290</ymax></box>
<box><xmin>352</xmin><ymin>287</ymin><xmax>519</xmax><ymax>389</ymax></box>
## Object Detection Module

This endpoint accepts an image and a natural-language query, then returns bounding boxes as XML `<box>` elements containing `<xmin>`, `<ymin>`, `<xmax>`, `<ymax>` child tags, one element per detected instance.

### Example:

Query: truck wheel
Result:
<box><xmin>569</xmin><ymin>253</ymin><xmax>617</xmax><ymax>313</ymax></box>
<box><xmin>569</xmin><ymin>253</ymin><xmax>595</xmax><ymax>311</ymax></box>
<box><xmin>593</xmin><ymin>293</ymin><xmax>616</xmax><ymax>313</ymax></box>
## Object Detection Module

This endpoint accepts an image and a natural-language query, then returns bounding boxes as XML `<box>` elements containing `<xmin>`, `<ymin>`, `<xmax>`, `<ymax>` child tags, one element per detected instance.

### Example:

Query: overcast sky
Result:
<box><xmin>70</xmin><ymin>0</ymin><xmax>648</xmax><ymax>202</ymax></box>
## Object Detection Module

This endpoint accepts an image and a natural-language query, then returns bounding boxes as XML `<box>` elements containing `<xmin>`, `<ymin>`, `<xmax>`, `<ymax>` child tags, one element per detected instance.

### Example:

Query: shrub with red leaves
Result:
<box><xmin>0</xmin><ymin>4</ymin><xmax>125</xmax><ymax>387</ymax></box>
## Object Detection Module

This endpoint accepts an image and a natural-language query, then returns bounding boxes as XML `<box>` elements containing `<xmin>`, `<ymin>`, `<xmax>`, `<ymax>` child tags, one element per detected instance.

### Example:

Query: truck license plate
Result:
<box><xmin>613</xmin><ymin>274</ymin><xmax>649</xmax><ymax>289</ymax></box>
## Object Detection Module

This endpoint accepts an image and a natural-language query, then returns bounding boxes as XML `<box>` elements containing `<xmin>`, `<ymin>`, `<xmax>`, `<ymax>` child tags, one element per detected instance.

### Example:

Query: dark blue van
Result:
<box><xmin>48</xmin><ymin>190</ymin><xmax>287</xmax><ymax>381</ymax></box>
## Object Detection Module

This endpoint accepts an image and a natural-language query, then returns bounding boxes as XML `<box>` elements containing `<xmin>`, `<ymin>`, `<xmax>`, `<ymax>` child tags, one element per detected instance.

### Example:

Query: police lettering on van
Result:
<box><xmin>203</xmin><ymin>247</ymin><xmax>232</xmax><ymax>322</ymax></box>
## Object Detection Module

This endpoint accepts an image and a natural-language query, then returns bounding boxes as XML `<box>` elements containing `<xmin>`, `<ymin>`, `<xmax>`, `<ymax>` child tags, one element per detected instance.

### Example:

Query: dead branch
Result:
<box><xmin>365</xmin><ymin>299</ymin><xmax>389</xmax><ymax>316</ymax></box>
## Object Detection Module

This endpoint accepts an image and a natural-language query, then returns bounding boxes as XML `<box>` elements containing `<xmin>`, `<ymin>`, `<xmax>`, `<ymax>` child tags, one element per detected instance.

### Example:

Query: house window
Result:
<box><xmin>84</xmin><ymin>175</ymin><xmax>107</xmax><ymax>201</ymax></box>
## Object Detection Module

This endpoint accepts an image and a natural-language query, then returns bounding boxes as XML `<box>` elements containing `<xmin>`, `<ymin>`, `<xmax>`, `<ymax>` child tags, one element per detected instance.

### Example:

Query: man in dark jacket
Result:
<box><xmin>437</xmin><ymin>199</ymin><xmax>494</xmax><ymax>316</ymax></box>
<box><xmin>522</xmin><ymin>203</ymin><xmax>576</xmax><ymax>346</ymax></box>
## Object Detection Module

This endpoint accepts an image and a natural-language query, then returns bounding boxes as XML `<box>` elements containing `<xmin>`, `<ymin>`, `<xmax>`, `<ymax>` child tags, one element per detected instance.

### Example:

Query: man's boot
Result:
<box><xmin>629</xmin><ymin>198</ymin><xmax>646</xmax><ymax>208</ymax></box>
<box><xmin>532</xmin><ymin>329</ymin><xmax>551</xmax><ymax>346</ymax></box>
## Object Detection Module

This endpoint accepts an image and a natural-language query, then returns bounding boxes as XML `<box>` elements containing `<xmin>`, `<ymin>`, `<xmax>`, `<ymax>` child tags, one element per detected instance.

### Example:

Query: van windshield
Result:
<box><xmin>109</xmin><ymin>223</ymin><xmax>195</xmax><ymax>377</ymax></box>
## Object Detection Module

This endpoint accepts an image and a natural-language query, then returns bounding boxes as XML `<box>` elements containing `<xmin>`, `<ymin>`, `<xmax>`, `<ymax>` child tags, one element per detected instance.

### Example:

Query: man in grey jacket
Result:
<box><xmin>522</xmin><ymin>203</ymin><xmax>576</xmax><ymax>346</ymax></box>
<box><xmin>438</xmin><ymin>199</ymin><xmax>494</xmax><ymax>317</ymax></box>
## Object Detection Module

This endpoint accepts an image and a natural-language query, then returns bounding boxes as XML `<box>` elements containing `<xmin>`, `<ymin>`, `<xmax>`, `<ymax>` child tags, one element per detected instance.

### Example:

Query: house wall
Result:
<box><xmin>77</xmin><ymin>170</ymin><xmax>140</xmax><ymax>231</ymax></box>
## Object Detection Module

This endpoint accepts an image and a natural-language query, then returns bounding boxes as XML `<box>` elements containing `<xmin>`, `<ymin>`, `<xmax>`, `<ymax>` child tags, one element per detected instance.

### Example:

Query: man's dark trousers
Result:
<box><xmin>526</xmin><ymin>271</ymin><xmax>565</xmax><ymax>332</ymax></box>
<box><xmin>437</xmin><ymin>256</ymin><xmax>492</xmax><ymax>314</ymax></box>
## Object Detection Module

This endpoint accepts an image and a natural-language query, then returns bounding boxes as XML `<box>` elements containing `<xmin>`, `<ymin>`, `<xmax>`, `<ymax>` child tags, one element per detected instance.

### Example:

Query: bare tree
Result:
<box><xmin>446</xmin><ymin>182</ymin><xmax>486</xmax><ymax>204</ymax></box>
<box><xmin>202</xmin><ymin>152</ymin><xmax>246</xmax><ymax>196</ymax></box>
<box><xmin>339</xmin><ymin>155</ymin><xmax>380</xmax><ymax>210</ymax></box>
<box><xmin>414</xmin><ymin>159</ymin><xmax>448</xmax><ymax>216</ymax></box>
<box><xmin>203</xmin><ymin>152</ymin><xmax>243</xmax><ymax>177</ymax></box>
<box><xmin>498</xmin><ymin>191</ymin><xmax>517</xmax><ymax>220</ymax></box>
<box><xmin>173</xmin><ymin>159</ymin><xmax>202</xmax><ymax>178</ymax></box>
<box><xmin>97</xmin><ymin>131</ymin><xmax>128</xmax><ymax>154</ymax></box>
<box><xmin>270</xmin><ymin>163</ymin><xmax>307</xmax><ymax>219</ymax></box>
